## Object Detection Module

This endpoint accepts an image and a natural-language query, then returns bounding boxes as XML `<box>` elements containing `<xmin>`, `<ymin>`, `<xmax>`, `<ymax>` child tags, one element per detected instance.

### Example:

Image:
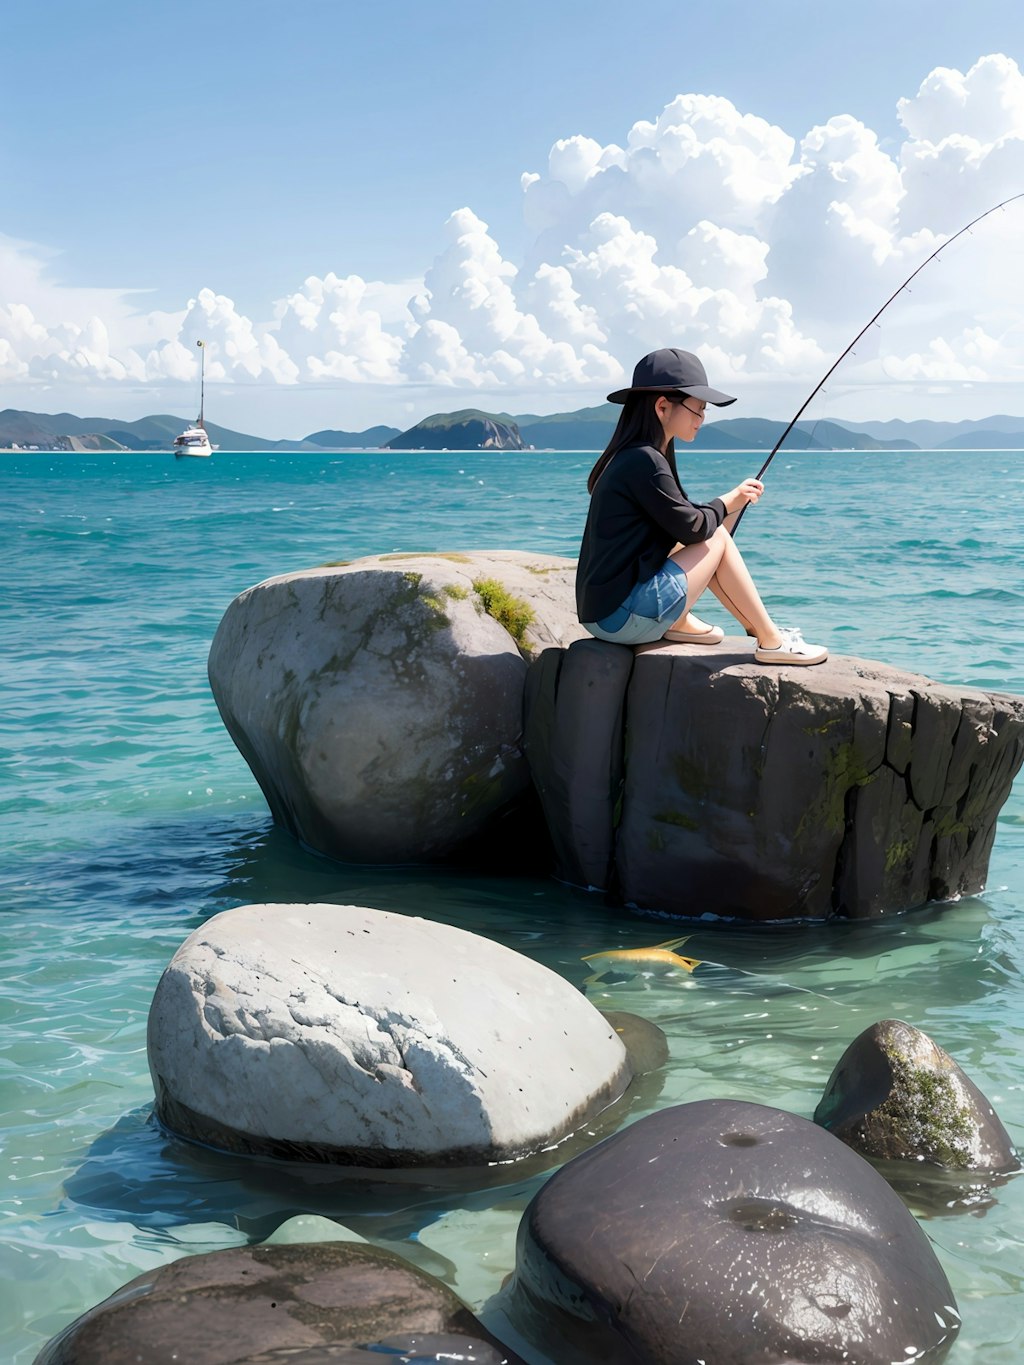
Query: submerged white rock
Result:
<box><xmin>148</xmin><ymin>902</ymin><xmax>632</xmax><ymax>1167</ymax></box>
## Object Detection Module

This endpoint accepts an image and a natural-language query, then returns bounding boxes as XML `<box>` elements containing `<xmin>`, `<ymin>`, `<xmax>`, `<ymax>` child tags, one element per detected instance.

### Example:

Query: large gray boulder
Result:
<box><xmin>208</xmin><ymin>551</ymin><xmax>587</xmax><ymax>863</ymax></box>
<box><xmin>35</xmin><ymin>1241</ymin><xmax>525</xmax><ymax>1365</ymax></box>
<box><xmin>508</xmin><ymin>1099</ymin><xmax>960</xmax><ymax>1364</ymax></box>
<box><xmin>147</xmin><ymin>903</ymin><xmax>634</xmax><ymax>1167</ymax></box>
<box><xmin>524</xmin><ymin>636</ymin><xmax>1024</xmax><ymax>920</ymax></box>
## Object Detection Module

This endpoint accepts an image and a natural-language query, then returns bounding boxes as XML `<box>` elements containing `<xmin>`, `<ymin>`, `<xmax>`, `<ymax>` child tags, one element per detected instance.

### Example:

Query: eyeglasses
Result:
<box><xmin>671</xmin><ymin>397</ymin><xmax>706</xmax><ymax>419</ymax></box>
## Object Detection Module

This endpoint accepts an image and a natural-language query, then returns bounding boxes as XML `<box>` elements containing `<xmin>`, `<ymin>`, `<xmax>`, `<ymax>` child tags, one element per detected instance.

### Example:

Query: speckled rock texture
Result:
<box><xmin>147</xmin><ymin>902</ymin><xmax>633</xmax><ymax>1166</ymax></box>
<box><xmin>524</xmin><ymin>636</ymin><xmax>1024</xmax><ymax>920</ymax></box>
<box><xmin>207</xmin><ymin>551</ymin><xmax>587</xmax><ymax>863</ymax></box>
<box><xmin>34</xmin><ymin>1241</ymin><xmax>525</xmax><ymax>1365</ymax></box>
<box><xmin>508</xmin><ymin>1099</ymin><xmax>960</xmax><ymax>1365</ymax></box>
<box><xmin>815</xmin><ymin>1018</ymin><xmax>1019</xmax><ymax>1171</ymax></box>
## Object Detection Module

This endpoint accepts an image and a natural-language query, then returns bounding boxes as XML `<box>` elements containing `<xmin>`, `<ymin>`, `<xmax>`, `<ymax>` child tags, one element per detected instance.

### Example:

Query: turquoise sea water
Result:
<box><xmin>1</xmin><ymin>448</ymin><xmax>1022</xmax><ymax>1362</ymax></box>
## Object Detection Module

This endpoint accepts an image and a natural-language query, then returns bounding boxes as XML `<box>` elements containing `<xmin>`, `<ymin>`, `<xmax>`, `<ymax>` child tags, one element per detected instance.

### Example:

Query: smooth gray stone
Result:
<box><xmin>148</xmin><ymin>902</ymin><xmax>633</xmax><ymax>1168</ymax></box>
<box><xmin>34</xmin><ymin>1242</ymin><xmax>525</xmax><ymax>1365</ymax></box>
<box><xmin>814</xmin><ymin>1018</ymin><xmax>1020</xmax><ymax>1172</ymax></box>
<box><xmin>599</xmin><ymin>1009</ymin><xmax>669</xmax><ymax>1075</ymax></box>
<box><xmin>509</xmin><ymin>1098</ymin><xmax>960</xmax><ymax>1365</ymax></box>
<box><xmin>208</xmin><ymin>551</ymin><xmax>587</xmax><ymax>864</ymax></box>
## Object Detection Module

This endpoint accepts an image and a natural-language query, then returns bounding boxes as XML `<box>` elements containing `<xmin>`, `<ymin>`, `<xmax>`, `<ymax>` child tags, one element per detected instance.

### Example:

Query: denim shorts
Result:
<box><xmin>582</xmin><ymin>561</ymin><xmax>688</xmax><ymax>645</ymax></box>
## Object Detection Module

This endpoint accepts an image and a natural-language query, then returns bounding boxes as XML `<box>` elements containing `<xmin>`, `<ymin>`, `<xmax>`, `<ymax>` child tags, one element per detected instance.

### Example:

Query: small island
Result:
<box><xmin>2</xmin><ymin>404</ymin><xmax>1024</xmax><ymax>452</ymax></box>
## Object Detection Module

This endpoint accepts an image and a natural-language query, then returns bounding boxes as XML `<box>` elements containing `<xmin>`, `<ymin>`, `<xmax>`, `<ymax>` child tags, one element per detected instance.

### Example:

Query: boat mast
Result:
<box><xmin>197</xmin><ymin>339</ymin><xmax>205</xmax><ymax>429</ymax></box>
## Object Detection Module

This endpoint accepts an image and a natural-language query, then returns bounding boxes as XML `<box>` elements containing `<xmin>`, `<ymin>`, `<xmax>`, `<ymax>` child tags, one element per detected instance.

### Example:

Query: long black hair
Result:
<box><xmin>586</xmin><ymin>393</ymin><xmax>684</xmax><ymax>494</ymax></box>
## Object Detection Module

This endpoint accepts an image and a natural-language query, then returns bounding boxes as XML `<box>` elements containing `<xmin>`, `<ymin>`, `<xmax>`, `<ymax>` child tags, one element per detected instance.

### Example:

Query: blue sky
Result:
<box><xmin>2</xmin><ymin>0</ymin><xmax>1023</xmax><ymax>436</ymax></box>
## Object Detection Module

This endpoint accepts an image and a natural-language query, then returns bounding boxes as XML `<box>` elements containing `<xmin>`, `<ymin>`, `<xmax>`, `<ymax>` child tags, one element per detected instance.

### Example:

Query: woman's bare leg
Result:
<box><xmin>710</xmin><ymin>513</ymin><xmax>756</xmax><ymax>634</ymax></box>
<box><xmin>664</xmin><ymin>541</ymin><xmax>720</xmax><ymax>636</ymax></box>
<box><xmin>666</xmin><ymin>538</ymin><xmax>728</xmax><ymax>636</ymax></box>
<box><xmin>707</xmin><ymin>575</ymin><xmax>756</xmax><ymax>634</ymax></box>
<box><xmin>667</xmin><ymin>527</ymin><xmax>782</xmax><ymax>648</ymax></box>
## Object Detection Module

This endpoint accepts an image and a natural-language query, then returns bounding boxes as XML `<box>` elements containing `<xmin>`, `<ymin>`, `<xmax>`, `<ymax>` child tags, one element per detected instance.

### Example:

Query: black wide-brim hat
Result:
<box><xmin>607</xmin><ymin>347</ymin><xmax>736</xmax><ymax>406</ymax></box>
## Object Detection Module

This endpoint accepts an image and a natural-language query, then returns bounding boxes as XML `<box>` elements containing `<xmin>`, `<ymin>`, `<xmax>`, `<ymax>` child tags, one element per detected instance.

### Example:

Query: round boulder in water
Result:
<box><xmin>207</xmin><ymin>551</ymin><xmax>586</xmax><ymax>864</ymax></box>
<box><xmin>509</xmin><ymin>1098</ymin><xmax>960</xmax><ymax>1364</ymax></box>
<box><xmin>147</xmin><ymin>902</ymin><xmax>633</xmax><ymax>1168</ymax></box>
<box><xmin>35</xmin><ymin>1241</ymin><xmax>524</xmax><ymax>1365</ymax></box>
<box><xmin>814</xmin><ymin>1017</ymin><xmax>1019</xmax><ymax>1171</ymax></box>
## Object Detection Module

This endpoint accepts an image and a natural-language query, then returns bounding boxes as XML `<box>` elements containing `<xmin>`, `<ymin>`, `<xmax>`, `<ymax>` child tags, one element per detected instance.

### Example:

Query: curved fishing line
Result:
<box><xmin>731</xmin><ymin>189</ymin><xmax>1024</xmax><ymax>534</ymax></box>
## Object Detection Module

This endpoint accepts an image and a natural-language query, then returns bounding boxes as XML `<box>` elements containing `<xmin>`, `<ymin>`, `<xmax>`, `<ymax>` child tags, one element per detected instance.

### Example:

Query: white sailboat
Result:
<box><xmin>173</xmin><ymin>340</ymin><xmax>217</xmax><ymax>458</ymax></box>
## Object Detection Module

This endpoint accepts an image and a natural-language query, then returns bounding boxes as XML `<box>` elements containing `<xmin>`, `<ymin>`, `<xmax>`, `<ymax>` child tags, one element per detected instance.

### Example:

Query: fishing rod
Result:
<box><xmin>731</xmin><ymin>189</ymin><xmax>1024</xmax><ymax>534</ymax></box>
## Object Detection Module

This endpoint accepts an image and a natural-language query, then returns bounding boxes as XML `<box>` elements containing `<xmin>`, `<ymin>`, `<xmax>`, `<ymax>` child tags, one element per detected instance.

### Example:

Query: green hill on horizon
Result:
<box><xmin>306</xmin><ymin>425</ymin><xmax>401</xmax><ymax>447</ymax></box>
<box><xmin>0</xmin><ymin>408</ymin><xmax>309</xmax><ymax>452</ymax></box>
<box><xmin>386</xmin><ymin>409</ymin><xmax>525</xmax><ymax>450</ymax></box>
<box><xmin>3</xmin><ymin>404</ymin><xmax>1024</xmax><ymax>454</ymax></box>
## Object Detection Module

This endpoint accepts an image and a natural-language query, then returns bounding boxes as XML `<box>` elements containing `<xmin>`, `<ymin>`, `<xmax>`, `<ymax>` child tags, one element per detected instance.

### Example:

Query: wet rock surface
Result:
<box><xmin>524</xmin><ymin>637</ymin><xmax>1024</xmax><ymax>920</ymax></box>
<box><xmin>35</xmin><ymin>1241</ymin><xmax>525</xmax><ymax>1365</ymax></box>
<box><xmin>815</xmin><ymin>1018</ymin><xmax>1020</xmax><ymax>1171</ymax></box>
<box><xmin>508</xmin><ymin>1098</ymin><xmax>960</xmax><ymax>1364</ymax></box>
<box><xmin>208</xmin><ymin>551</ymin><xmax>586</xmax><ymax>864</ymax></box>
<box><xmin>148</xmin><ymin>902</ymin><xmax>634</xmax><ymax>1168</ymax></box>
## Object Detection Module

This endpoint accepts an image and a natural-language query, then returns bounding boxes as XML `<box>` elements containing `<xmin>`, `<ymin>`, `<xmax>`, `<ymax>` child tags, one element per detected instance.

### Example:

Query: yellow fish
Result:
<box><xmin>582</xmin><ymin>935</ymin><xmax>702</xmax><ymax>983</ymax></box>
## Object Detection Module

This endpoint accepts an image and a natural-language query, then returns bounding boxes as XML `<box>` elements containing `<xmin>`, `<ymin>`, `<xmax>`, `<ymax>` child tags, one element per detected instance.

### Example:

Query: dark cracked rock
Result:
<box><xmin>34</xmin><ymin>1241</ymin><xmax>525</xmax><ymax>1365</ymax></box>
<box><xmin>506</xmin><ymin>1098</ymin><xmax>960</xmax><ymax>1364</ymax></box>
<box><xmin>524</xmin><ymin>637</ymin><xmax>1024</xmax><ymax>920</ymax></box>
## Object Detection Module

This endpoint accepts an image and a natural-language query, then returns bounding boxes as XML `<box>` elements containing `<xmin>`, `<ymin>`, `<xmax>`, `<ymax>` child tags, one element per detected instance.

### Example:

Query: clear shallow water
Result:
<box><xmin>1</xmin><ymin>448</ymin><xmax>1022</xmax><ymax>1362</ymax></box>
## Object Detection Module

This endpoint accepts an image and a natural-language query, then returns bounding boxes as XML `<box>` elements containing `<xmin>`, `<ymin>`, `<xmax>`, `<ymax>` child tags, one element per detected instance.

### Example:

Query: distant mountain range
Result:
<box><xmin>3</xmin><ymin>405</ymin><xmax>1024</xmax><ymax>453</ymax></box>
<box><xmin>0</xmin><ymin>409</ymin><xmax>392</xmax><ymax>453</ymax></box>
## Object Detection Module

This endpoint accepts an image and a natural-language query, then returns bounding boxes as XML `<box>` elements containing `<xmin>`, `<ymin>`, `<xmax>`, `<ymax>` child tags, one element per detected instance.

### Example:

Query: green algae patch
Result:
<box><xmin>319</xmin><ymin>560</ymin><xmax>351</xmax><ymax>567</ymax></box>
<box><xmin>879</xmin><ymin>1051</ymin><xmax>976</xmax><ymax>1168</ymax></box>
<box><xmin>398</xmin><ymin>571</ymin><xmax>454</xmax><ymax>629</ymax></box>
<box><xmin>654</xmin><ymin>809</ymin><xmax>700</xmax><ymax>831</ymax></box>
<box><xmin>934</xmin><ymin>809</ymin><xmax>970</xmax><ymax>839</ymax></box>
<box><xmin>420</xmin><ymin>582</ymin><xmax>470</xmax><ymax>627</ymax></box>
<box><xmin>472</xmin><ymin>578</ymin><xmax>535</xmax><ymax>650</ymax></box>
<box><xmin>379</xmin><ymin>552</ymin><xmax>473</xmax><ymax>563</ymax></box>
<box><xmin>803</xmin><ymin>716</ymin><xmax>845</xmax><ymax>736</ymax></box>
<box><xmin>795</xmin><ymin>741</ymin><xmax>879</xmax><ymax>840</ymax></box>
<box><xmin>885</xmin><ymin>838</ymin><xmax>915</xmax><ymax>871</ymax></box>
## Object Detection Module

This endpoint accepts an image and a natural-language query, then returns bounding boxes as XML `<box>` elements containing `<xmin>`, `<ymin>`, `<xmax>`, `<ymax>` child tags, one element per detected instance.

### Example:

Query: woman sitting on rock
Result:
<box><xmin>576</xmin><ymin>348</ymin><xmax>827</xmax><ymax>666</ymax></box>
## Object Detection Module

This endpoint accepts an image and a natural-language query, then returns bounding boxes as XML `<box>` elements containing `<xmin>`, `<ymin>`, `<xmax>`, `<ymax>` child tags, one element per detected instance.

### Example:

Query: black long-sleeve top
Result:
<box><xmin>576</xmin><ymin>444</ymin><xmax>728</xmax><ymax>623</ymax></box>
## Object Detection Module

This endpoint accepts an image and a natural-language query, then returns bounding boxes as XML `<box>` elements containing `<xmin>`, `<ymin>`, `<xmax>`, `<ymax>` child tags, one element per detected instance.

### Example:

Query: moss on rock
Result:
<box><xmin>654</xmin><ymin>809</ymin><xmax>700</xmax><ymax>831</ymax></box>
<box><xmin>379</xmin><ymin>552</ymin><xmax>473</xmax><ymax>563</ymax></box>
<box><xmin>877</xmin><ymin>1050</ymin><xmax>976</xmax><ymax>1169</ymax></box>
<box><xmin>472</xmin><ymin>577</ymin><xmax>535</xmax><ymax>650</ymax></box>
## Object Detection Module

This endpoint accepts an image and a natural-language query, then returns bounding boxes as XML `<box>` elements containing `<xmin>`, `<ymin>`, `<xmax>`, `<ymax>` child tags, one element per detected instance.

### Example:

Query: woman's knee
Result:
<box><xmin>671</xmin><ymin>527</ymin><xmax>728</xmax><ymax>571</ymax></box>
<box><xmin>701</xmin><ymin>525</ymin><xmax>730</xmax><ymax>565</ymax></box>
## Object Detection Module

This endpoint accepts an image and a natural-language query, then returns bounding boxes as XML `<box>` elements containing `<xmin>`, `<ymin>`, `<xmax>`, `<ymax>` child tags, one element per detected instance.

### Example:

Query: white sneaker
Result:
<box><xmin>754</xmin><ymin>627</ymin><xmax>828</xmax><ymax>666</ymax></box>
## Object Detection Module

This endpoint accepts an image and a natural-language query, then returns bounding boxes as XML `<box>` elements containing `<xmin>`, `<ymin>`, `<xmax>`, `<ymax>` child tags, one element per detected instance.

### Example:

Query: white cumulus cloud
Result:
<box><xmin>274</xmin><ymin>273</ymin><xmax>405</xmax><ymax>383</ymax></box>
<box><xmin>403</xmin><ymin>208</ymin><xmax>618</xmax><ymax>388</ymax></box>
<box><xmin>3</xmin><ymin>52</ymin><xmax>1024</xmax><ymax>422</ymax></box>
